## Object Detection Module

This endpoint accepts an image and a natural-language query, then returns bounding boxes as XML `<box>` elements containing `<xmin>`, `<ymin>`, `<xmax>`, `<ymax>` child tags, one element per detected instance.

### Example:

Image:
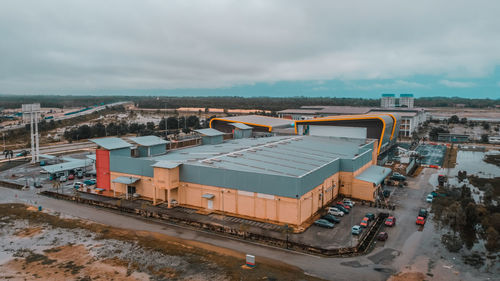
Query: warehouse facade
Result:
<box><xmin>91</xmin><ymin>132</ymin><xmax>390</xmax><ymax>227</ymax></box>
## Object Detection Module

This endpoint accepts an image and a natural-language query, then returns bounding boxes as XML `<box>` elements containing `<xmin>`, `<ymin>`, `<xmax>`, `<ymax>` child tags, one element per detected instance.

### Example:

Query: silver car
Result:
<box><xmin>327</xmin><ymin>207</ymin><xmax>344</xmax><ymax>216</ymax></box>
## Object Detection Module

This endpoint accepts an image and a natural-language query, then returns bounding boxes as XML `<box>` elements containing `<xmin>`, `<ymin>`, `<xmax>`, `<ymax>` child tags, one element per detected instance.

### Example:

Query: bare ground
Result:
<box><xmin>0</xmin><ymin>203</ymin><xmax>323</xmax><ymax>281</ymax></box>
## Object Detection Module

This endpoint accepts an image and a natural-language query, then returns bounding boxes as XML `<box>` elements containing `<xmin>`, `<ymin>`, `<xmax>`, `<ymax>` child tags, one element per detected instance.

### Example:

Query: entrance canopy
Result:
<box><xmin>112</xmin><ymin>176</ymin><xmax>140</xmax><ymax>185</ymax></box>
<box><xmin>202</xmin><ymin>193</ymin><xmax>215</xmax><ymax>199</ymax></box>
<box><xmin>355</xmin><ymin>165</ymin><xmax>391</xmax><ymax>185</ymax></box>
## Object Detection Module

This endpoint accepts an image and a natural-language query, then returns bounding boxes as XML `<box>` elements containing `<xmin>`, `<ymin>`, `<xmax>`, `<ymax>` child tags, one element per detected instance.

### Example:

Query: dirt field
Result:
<box><xmin>0</xmin><ymin>203</ymin><xmax>323</xmax><ymax>281</ymax></box>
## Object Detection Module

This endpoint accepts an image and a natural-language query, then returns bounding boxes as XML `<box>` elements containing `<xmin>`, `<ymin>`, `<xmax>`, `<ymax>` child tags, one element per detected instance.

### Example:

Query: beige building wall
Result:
<box><xmin>110</xmin><ymin>171</ymin><xmax>155</xmax><ymax>199</ymax></box>
<box><xmin>351</xmin><ymin>179</ymin><xmax>378</xmax><ymax>202</ymax></box>
<box><xmin>176</xmin><ymin>172</ymin><xmax>340</xmax><ymax>226</ymax></box>
<box><xmin>338</xmin><ymin>160</ymin><xmax>372</xmax><ymax>199</ymax></box>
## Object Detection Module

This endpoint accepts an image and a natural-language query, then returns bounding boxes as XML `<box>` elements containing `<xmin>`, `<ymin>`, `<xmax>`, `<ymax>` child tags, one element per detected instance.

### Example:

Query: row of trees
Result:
<box><xmin>3</xmin><ymin>95</ymin><xmax>498</xmax><ymax>110</ymax></box>
<box><xmin>63</xmin><ymin>115</ymin><xmax>204</xmax><ymax>141</ymax></box>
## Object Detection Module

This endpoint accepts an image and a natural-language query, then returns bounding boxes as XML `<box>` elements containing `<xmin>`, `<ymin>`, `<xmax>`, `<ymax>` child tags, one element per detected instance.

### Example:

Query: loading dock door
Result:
<box><xmin>207</xmin><ymin>200</ymin><xmax>213</xmax><ymax>210</ymax></box>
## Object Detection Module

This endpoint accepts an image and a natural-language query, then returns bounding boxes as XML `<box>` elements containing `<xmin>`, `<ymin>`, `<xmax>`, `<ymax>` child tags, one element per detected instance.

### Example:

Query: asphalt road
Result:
<box><xmin>1</xmin><ymin>141</ymin><xmax>96</xmax><ymax>163</ymax></box>
<box><xmin>0</xmin><ymin>168</ymin><xmax>491</xmax><ymax>281</ymax></box>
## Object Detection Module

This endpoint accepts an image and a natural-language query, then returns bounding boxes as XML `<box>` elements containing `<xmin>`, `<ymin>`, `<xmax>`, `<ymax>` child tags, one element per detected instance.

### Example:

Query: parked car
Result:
<box><xmin>426</xmin><ymin>194</ymin><xmax>434</xmax><ymax>203</ymax></box>
<box><xmin>416</xmin><ymin>216</ymin><xmax>426</xmax><ymax>225</ymax></box>
<box><xmin>314</xmin><ymin>219</ymin><xmax>335</xmax><ymax>229</ymax></box>
<box><xmin>351</xmin><ymin>225</ymin><xmax>362</xmax><ymax>235</ymax></box>
<box><xmin>16</xmin><ymin>150</ymin><xmax>29</xmax><ymax>157</ymax></box>
<box><xmin>33</xmin><ymin>182</ymin><xmax>42</xmax><ymax>188</ymax></box>
<box><xmin>336</xmin><ymin>202</ymin><xmax>351</xmax><ymax>209</ymax></box>
<box><xmin>39</xmin><ymin>160</ymin><xmax>46</xmax><ymax>166</ymax></box>
<box><xmin>360</xmin><ymin>217</ymin><xmax>370</xmax><ymax>228</ymax></box>
<box><xmin>76</xmin><ymin>170</ymin><xmax>84</xmax><ymax>179</ymax></box>
<box><xmin>68</xmin><ymin>174</ymin><xmax>75</xmax><ymax>180</ymax></box>
<box><xmin>83</xmin><ymin>179</ymin><xmax>96</xmax><ymax>186</ymax></box>
<box><xmin>335</xmin><ymin>204</ymin><xmax>349</xmax><ymax>214</ymax></box>
<box><xmin>383</xmin><ymin>190</ymin><xmax>391</xmax><ymax>198</ymax></box>
<box><xmin>365</xmin><ymin>213</ymin><xmax>376</xmax><ymax>221</ymax></box>
<box><xmin>390</xmin><ymin>172</ymin><xmax>406</xmax><ymax>181</ymax></box>
<box><xmin>385</xmin><ymin>216</ymin><xmax>396</xmax><ymax>226</ymax></box>
<box><xmin>73</xmin><ymin>182</ymin><xmax>84</xmax><ymax>189</ymax></box>
<box><xmin>418</xmin><ymin>208</ymin><xmax>428</xmax><ymax>218</ymax></box>
<box><xmin>327</xmin><ymin>207</ymin><xmax>344</xmax><ymax>216</ymax></box>
<box><xmin>342</xmin><ymin>198</ymin><xmax>355</xmax><ymax>207</ymax></box>
<box><xmin>59</xmin><ymin>176</ymin><xmax>67</xmax><ymax>182</ymax></box>
<box><xmin>322</xmin><ymin>214</ymin><xmax>340</xmax><ymax>224</ymax></box>
<box><xmin>377</xmin><ymin>232</ymin><xmax>389</xmax><ymax>241</ymax></box>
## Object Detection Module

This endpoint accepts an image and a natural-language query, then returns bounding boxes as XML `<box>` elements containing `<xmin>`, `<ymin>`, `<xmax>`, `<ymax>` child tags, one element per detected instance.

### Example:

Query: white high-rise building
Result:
<box><xmin>381</xmin><ymin>93</ymin><xmax>396</xmax><ymax>108</ymax></box>
<box><xmin>399</xmin><ymin>94</ymin><xmax>414</xmax><ymax>108</ymax></box>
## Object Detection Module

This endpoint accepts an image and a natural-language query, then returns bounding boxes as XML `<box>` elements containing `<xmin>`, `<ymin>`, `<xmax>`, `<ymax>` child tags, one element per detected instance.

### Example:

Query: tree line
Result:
<box><xmin>2</xmin><ymin>95</ymin><xmax>499</xmax><ymax>111</ymax></box>
<box><xmin>63</xmin><ymin>115</ymin><xmax>204</xmax><ymax>141</ymax></box>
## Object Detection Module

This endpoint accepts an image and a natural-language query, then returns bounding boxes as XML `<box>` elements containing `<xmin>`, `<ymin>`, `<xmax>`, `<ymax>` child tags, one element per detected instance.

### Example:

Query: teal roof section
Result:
<box><xmin>382</xmin><ymin>93</ymin><xmax>395</xmax><ymax>97</ymax></box>
<box><xmin>128</xmin><ymin>135</ymin><xmax>168</xmax><ymax>146</ymax></box>
<box><xmin>355</xmin><ymin>165</ymin><xmax>391</xmax><ymax>185</ymax></box>
<box><xmin>42</xmin><ymin>158</ymin><xmax>94</xmax><ymax>174</ymax></box>
<box><xmin>152</xmin><ymin>161</ymin><xmax>182</xmax><ymax>169</ymax></box>
<box><xmin>112</xmin><ymin>176</ymin><xmax>140</xmax><ymax>184</ymax></box>
<box><xmin>90</xmin><ymin>137</ymin><xmax>133</xmax><ymax>150</ymax></box>
<box><xmin>400</xmin><ymin>93</ymin><xmax>414</xmax><ymax>97</ymax></box>
<box><xmin>194</xmin><ymin>128</ymin><xmax>225</xmax><ymax>136</ymax></box>
<box><xmin>230</xmin><ymin>123</ymin><xmax>253</xmax><ymax>130</ymax></box>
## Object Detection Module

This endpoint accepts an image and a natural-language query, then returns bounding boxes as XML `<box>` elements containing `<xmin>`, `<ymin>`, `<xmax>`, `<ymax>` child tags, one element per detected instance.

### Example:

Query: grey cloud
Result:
<box><xmin>0</xmin><ymin>0</ymin><xmax>499</xmax><ymax>93</ymax></box>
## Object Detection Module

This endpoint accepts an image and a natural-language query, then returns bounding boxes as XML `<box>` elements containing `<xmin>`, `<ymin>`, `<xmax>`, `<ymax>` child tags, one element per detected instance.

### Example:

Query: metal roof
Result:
<box><xmin>42</xmin><ymin>159</ymin><xmax>94</xmax><ymax>174</ymax></box>
<box><xmin>229</xmin><ymin>123</ymin><xmax>253</xmax><ymax>130</ymax></box>
<box><xmin>90</xmin><ymin>137</ymin><xmax>133</xmax><ymax>150</ymax></box>
<box><xmin>194</xmin><ymin>128</ymin><xmax>225</xmax><ymax>136</ymax></box>
<box><xmin>355</xmin><ymin>165</ymin><xmax>391</xmax><ymax>185</ymax></box>
<box><xmin>152</xmin><ymin>161</ymin><xmax>182</xmax><ymax>169</ymax></box>
<box><xmin>128</xmin><ymin>135</ymin><xmax>168</xmax><ymax>146</ymax></box>
<box><xmin>216</xmin><ymin>115</ymin><xmax>293</xmax><ymax>129</ymax></box>
<box><xmin>112</xmin><ymin>176</ymin><xmax>140</xmax><ymax>184</ymax></box>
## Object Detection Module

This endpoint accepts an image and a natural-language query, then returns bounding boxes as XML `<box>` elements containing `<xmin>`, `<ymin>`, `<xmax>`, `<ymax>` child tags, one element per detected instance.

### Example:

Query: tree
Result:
<box><xmin>146</xmin><ymin>122</ymin><xmax>155</xmax><ymax>131</ymax></box>
<box><xmin>460</xmin><ymin>117</ymin><xmax>467</xmax><ymax>124</ymax></box>
<box><xmin>186</xmin><ymin>115</ymin><xmax>200</xmax><ymax>128</ymax></box>
<box><xmin>481</xmin><ymin>134</ymin><xmax>489</xmax><ymax>143</ymax></box>
<box><xmin>482</xmin><ymin>122</ymin><xmax>490</xmax><ymax>130</ymax></box>
<box><xmin>159</xmin><ymin>118</ymin><xmax>166</xmax><ymax>130</ymax></box>
<box><xmin>429</xmin><ymin>127</ymin><xmax>449</xmax><ymax>141</ymax></box>
<box><xmin>167</xmin><ymin>117</ymin><xmax>178</xmax><ymax>129</ymax></box>
<box><xmin>448</xmin><ymin>115</ymin><xmax>459</xmax><ymax>123</ymax></box>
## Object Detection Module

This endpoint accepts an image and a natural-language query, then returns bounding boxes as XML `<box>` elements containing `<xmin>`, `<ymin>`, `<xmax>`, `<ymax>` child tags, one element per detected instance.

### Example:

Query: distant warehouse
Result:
<box><xmin>91</xmin><ymin>127</ymin><xmax>390</xmax><ymax>227</ymax></box>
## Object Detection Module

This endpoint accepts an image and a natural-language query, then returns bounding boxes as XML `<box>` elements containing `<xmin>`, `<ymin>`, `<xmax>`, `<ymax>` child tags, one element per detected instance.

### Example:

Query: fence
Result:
<box><xmin>41</xmin><ymin>190</ymin><xmax>388</xmax><ymax>257</ymax></box>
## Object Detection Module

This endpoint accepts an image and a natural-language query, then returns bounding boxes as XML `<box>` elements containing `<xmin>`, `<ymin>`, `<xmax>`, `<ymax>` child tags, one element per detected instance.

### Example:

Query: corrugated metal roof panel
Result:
<box><xmin>355</xmin><ymin>165</ymin><xmax>391</xmax><ymax>185</ymax></box>
<box><xmin>152</xmin><ymin>161</ymin><xmax>182</xmax><ymax>169</ymax></box>
<box><xmin>90</xmin><ymin>137</ymin><xmax>133</xmax><ymax>150</ymax></box>
<box><xmin>219</xmin><ymin>115</ymin><xmax>293</xmax><ymax>128</ymax></box>
<box><xmin>194</xmin><ymin>128</ymin><xmax>225</xmax><ymax>136</ymax></box>
<box><xmin>229</xmin><ymin>123</ymin><xmax>253</xmax><ymax>130</ymax></box>
<box><xmin>112</xmin><ymin>176</ymin><xmax>140</xmax><ymax>184</ymax></box>
<box><xmin>128</xmin><ymin>135</ymin><xmax>168</xmax><ymax>146</ymax></box>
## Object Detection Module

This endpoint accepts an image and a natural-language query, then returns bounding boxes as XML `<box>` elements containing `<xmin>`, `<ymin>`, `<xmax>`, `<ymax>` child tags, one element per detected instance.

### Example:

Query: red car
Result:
<box><xmin>68</xmin><ymin>174</ymin><xmax>75</xmax><ymax>180</ymax></box>
<box><xmin>385</xmin><ymin>216</ymin><xmax>396</xmax><ymax>227</ymax></box>
<box><xmin>416</xmin><ymin>216</ymin><xmax>426</xmax><ymax>225</ymax></box>
<box><xmin>360</xmin><ymin>217</ymin><xmax>369</xmax><ymax>228</ymax></box>
<box><xmin>377</xmin><ymin>232</ymin><xmax>388</xmax><ymax>241</ymax></box>
<box><xmin>336</xmin><ymin>202</ymin><xmax>351</xmax><ymax>209</ymax></box>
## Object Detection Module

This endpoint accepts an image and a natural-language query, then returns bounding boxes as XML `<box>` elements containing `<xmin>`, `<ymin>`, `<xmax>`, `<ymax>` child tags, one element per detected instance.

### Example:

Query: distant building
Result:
<box><xmin>381</xmin><ymin>93</ymin><xmax>396</xmax><ymax>108</ymax></box>
<box><xmin>437</xmin><ymin>133</ymin><xmax>469</xmax><ymax>143</ymax></box>
<box><xmin>399</xmin><ymin>94</ymin><xmax>415</xmax><ymax>108</ymax></box>
<box><xmin>277</xmin><ymin>106</ymin><xmax>425</xmax><ymax>139</ymax></box>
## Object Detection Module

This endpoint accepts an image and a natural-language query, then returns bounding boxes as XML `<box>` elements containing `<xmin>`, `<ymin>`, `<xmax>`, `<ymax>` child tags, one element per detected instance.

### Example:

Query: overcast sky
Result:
<box><xmin>1</xmin><ymin>0</ymin><xmax>500</xmax><ymax>97</ymax></box>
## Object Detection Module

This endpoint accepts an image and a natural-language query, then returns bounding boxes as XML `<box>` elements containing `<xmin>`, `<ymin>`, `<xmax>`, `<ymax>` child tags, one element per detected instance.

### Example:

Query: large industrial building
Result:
<box><xmin>91</xmin><ymin>127</ymin><xmax>391</xmax><ymax>227</ymax></box>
